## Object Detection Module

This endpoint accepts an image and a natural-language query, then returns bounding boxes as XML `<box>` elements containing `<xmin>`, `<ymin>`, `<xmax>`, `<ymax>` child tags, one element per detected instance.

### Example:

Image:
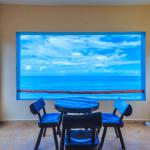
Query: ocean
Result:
<box><xmin>17</xmin><ymin>76</ymin><xmax>144</xmax><ymax>100</ymax></box>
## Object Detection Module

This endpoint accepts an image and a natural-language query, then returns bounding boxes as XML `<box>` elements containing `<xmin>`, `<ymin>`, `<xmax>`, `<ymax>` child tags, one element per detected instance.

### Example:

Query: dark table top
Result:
<box><xmin>55</xmin><ymin>97</ymin><xmax>99</xmax><ymax>113</ymax></box>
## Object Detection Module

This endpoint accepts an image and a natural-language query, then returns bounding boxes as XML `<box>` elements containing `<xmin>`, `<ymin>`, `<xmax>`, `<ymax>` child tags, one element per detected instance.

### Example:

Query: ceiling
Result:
<box><xmin>0</xmin><ymin>0</ymin><xmax>150</xmax><ymax>5</ymax></box>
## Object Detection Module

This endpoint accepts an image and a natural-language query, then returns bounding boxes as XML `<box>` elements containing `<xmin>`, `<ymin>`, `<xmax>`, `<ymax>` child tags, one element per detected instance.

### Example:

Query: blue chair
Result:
<box><xmin>60</xmin><ymin>112</ymin><xmax>102</xmax><ymax>150</ymax></box>
<box><xmin>30</xmin><ymin>98</ymin><xmax>60</xmax><ymax>150</ymax></box>
<box><xmin>101</xmin><ymin>100</ymin><xmax>132</xmax><ymax>150</ymax></box>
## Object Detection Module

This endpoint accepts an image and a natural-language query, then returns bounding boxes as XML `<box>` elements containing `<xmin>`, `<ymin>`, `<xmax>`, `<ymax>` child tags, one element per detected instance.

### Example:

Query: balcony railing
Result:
<box><xmin>17</xmin><ymin>89</ymin><xmax>144</xmax><ymax>94</ymax></box>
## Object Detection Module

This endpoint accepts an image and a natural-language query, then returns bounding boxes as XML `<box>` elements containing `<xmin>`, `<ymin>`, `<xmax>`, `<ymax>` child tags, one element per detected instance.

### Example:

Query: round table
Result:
<box><xmin>55</xmin><ymin>97</ymin><xmax>99</xmax><ymax>113</ymax></box>
<box><xmin>55</xmin><ymin>97</ymin><xmax>99</xmax><ymax>136</ymax></box>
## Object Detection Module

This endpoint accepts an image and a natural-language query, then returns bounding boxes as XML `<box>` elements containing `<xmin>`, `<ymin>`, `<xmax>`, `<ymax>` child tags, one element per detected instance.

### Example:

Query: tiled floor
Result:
<box><xmin>0</xmin><ymin>122</ymin><xmax>150</xmax><ymax>150</ymax></box>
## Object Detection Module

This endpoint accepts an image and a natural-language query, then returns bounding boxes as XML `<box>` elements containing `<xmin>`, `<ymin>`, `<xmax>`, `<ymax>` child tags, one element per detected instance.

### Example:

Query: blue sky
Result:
<box><xmin>19</xmin><ymin>33</ymin><xmax>143</xmax><ymax>76</ymax></box>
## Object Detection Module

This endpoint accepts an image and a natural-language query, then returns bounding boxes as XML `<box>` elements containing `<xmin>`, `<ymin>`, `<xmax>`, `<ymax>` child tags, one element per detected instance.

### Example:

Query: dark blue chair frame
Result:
<box><xmin>60</xmin><ymin>112</ymin><xmax>102</xmax><ymax>150</ymax></box>
<box><xmin>100</xmin><ymin>100</ymin><xmax>132</xmax><ymax>150</ymax></box>
<box><xmin>30</xmin><ymin>98</ymin><xmax>60</xmax><ymax>150</ymax></box>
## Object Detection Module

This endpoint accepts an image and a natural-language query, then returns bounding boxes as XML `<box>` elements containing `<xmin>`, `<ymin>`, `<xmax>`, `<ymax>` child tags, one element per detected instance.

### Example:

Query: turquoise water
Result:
<box><xmin>17</xmin><ymin>76</ymin><xmax>144</xmax><ymax>100</ymax></box>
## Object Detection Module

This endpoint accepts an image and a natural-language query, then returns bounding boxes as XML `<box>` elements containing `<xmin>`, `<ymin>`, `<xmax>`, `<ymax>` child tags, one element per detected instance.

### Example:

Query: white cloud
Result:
<box><xmin>120</xmin><ymin>41</ymin><xmax>141</xmax><ymax>47</ymax></box>
<box><xmin>40</xmin><ymin>66</ymin><xmax>46</xmax><ymax>71</ymax></box>
<box><xmin>25</xmin><ymin>65</ymin><xmax>31</xmax><ymax>70</ymax></box>
<box><xmin>48</xmin><ymin>36</ymin><xmax>72</xmax><ymax>49</ymax></box>
<box><xmin>52</xmin><ymin>61</ymin><xmax>77</xmax><ymax>66</ymax></box>
<box><xmin>95</xmin><ymin>55</ymin><xmax>108</xmax><ymax>61</ymax></box>
<box><xmin>71</xmin><ymin>52</ymin><xmax>82</xmax><ymax>58</ymax></box>
<box><xmin>90</xmin><ymin>40</ymin><xmax>141</xmax><ymax>50</ymax></box>
<box><xmin>21</xmin><ymin>34</ymin><xmax>142</xmax><ymax>76</ymax></box>
<box><xmin>88</xmin><ymin>52</ymin><xmax>127</xmax><ymax>68</ymax></box>
<box><xmin>91</xmin><ymin>67</ymin><xmax>141</xmax><ymax>75</ymax></box>
<box><xmin>21</xmin><ymin>35</ymin><xmax>31</xmax><ymax>40</ymax></box>
<box><xmin>110</xmin><ymin>60</ymin><xmax>140</xmax><ymax>66</ymax></box>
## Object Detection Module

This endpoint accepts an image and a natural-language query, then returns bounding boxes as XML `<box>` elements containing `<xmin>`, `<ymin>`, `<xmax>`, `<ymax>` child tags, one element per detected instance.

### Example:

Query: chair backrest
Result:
<box><xmin>62</xmin><ymin>112</ymin><xmax>102</xmax><ymax>129</ymax></box>
<box><xmin>113</xmin><ymin>99</ymin><xmax>132</xmax><ymax>121</ymax></box>
<box><xmin>30</xmin><ymin>98</ymin><xmax>46</xmax><ymax>120</ymax></box>
<box><xmin>60</xmin><ymin>112</ymin><xmax>102</xmax><ymax>150</ymax></box>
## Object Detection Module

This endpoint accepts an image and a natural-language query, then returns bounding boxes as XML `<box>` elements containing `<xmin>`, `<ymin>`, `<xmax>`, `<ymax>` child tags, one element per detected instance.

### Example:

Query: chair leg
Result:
<box><xmin>97</xmin><ymin>128</ymin><xmax>101</xmax><ymax>135</ymax></box>
<box><xmin>98</xmin><ymin>143</ymin><xmax>102</xmax><ymax>150</ymax></box>
<box><xmin>57</xmin><ymin>125</ymin><xmax>61</xmax><ymax>137</ymax></box>
<box><xmin>114</xmin><ymin>127</ymin><xmax>119</xmax><ymax>138</ymax></box>
<box><xmin>57</xmin><ymin>112</ymin><xmax>63</xmax><ymax>136</ymax></box>
<box><xmin>60</xmin><ymin>129</ymin><xmax>65</xmax><ymax>150</ymax></box>
<box><xmin>117</xmin><ymin>127</ymin><xmax>125</xmax><ymax>150</ymax></box>
<box><xmin>52</xmin><ymin>127</ymin><xmax>59</xmax><ymax>150</ymax></box>
<box><xmin>100</xmin><ymin>127</ymin><xmax>107</xmax><ymax>149</ymax></box>
<box><xmin>43</xmin><ymin>128</ymin><xmax>47</xmax><ymax>137</ymax></box>
<box><xmin>34</xmin><ymin>128</ymin><xmax>44</xmax><ymax>150</ymax></box>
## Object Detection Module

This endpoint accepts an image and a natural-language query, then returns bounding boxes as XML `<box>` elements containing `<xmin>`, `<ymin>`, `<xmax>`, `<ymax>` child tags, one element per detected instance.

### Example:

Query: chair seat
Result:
<box><xmin>102</xmin><ymin>113</ymin><xmax>124</xmax><ymax>127</ymax></box>
<box><xmin>65</xmin><ymin>129</ymin><xmax>99</xmax><ymax>150</ymax></box>
<box><xmin>38</xmin><ymin>113</ymin><xmax>60</xmax><ymax>127</ymax></box>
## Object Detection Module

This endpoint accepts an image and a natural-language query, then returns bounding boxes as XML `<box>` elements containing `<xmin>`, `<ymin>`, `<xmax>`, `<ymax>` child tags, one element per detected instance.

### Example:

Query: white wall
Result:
<box><xmin>0</xmin><ymin>5</ymin><xmax>150</xmax><ymax>120</ymax></box>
